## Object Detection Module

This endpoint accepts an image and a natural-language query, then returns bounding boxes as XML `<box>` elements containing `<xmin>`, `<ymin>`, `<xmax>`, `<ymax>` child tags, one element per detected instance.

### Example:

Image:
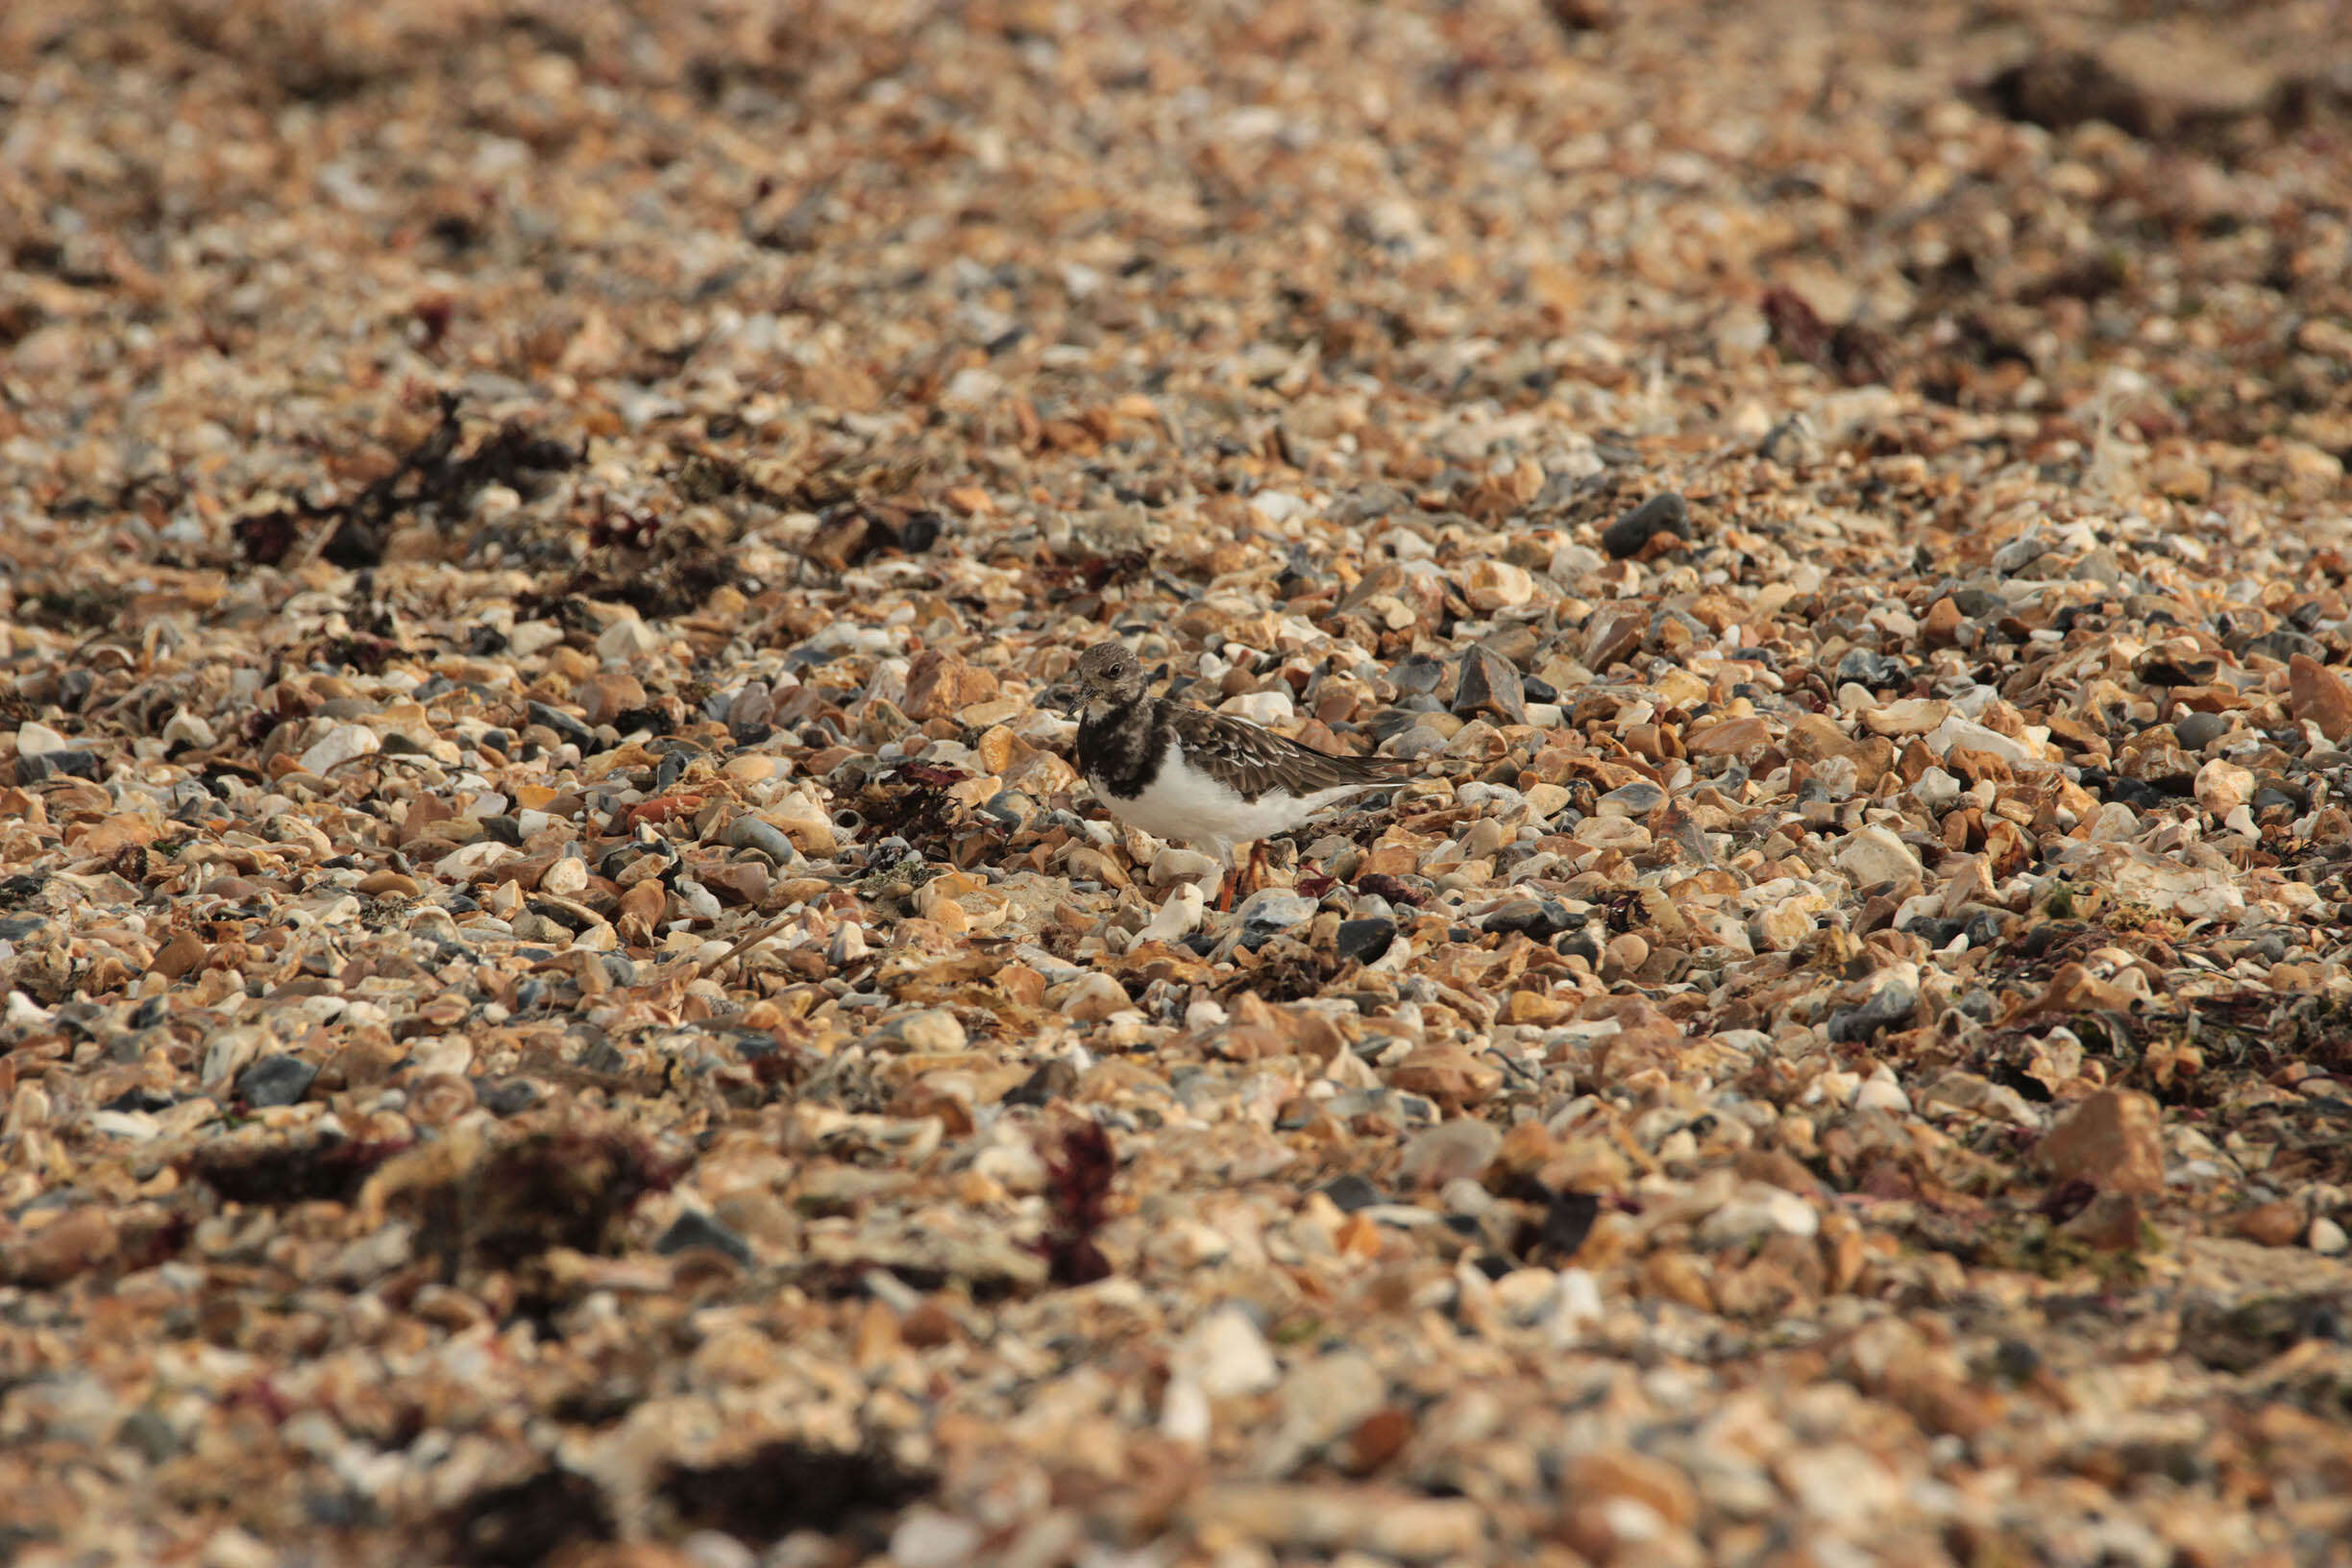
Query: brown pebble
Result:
<box><xmin>2038</xmin><ymin>1089</ymin><xmax>2167</xmax><ymax>1196</ymax></box>
<box><xmin>2289</xmin><ymin>654</ymin><xmax>2352</xmax><ymax>742</ymax></box>
<box><xmin>5</xmin><ymin>1208</ymin><xmax>118</xmax><ymax>1287</ymax></box>
<box><xmin>147</xmin><ymin>930</ymin><xmax>208</xmax><ymax>980</ymax></box>
<box><xmin>2228</xmin><ymin>1201</ymin><xmax>2305</xmax><ymax>1248</ymax></box>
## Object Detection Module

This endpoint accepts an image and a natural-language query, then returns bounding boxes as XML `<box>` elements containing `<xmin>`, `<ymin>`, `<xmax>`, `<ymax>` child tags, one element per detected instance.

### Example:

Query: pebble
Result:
<box><xmin>890</xmin><ymin>1510</ymin><xmax>983</xmax><ymax>1568</ymax></box>
<box><xmin>298</xmin><ymin>723</ymin><xmax>380</xmax><ymax>774</ymax></box>
<box><xmin>2039</xmin><ymin>1089</ymin><xmax>2167</xmax><ymax>1196</ymax></box>
<box><xmin>1597</xmin><ymin>779</ymin><xmax>1665</xmax><ymax>818</ymax></box>
<box><xmin>1334</xmin><ymin>917</ymin><xmax>1396</xmax><ymax>966</ymax></box>
<box><xmin>1696</xmin><ymin>1182</ymin><xmax>1820</xmax><ymax>1246</ymax></box>
<box><xmin>1397</xmin><ymin>1118</ymin><xmax>1503</xmax><ymax>1188</ymax></box>
<box><xmin>1174</xmin><ymin>1307</ymin><xmax>1282</xmax><ymax>1399</ymax></box>
<box><xmin>2288</xmin><ymin>654</ymin><xmax>2352</xmax><ymax>741</ymax></box>
<box><xmin>1602</xmin><ymin>494</ymin><xmax>1693</xmax><ymax>558</ymax></box>
<box><xmin>1826</xmin><ymin>971</ymin><xmax>1919</xmax><ymax>1042</ymax></box>
<box><xmin>1451</xmin><ymin>645</ymin><xmax>1527</xmax><ymax>726</ymax></box>
<box><xmin>722</xmin><ymin>815</ymin><xmax>797</xmax><ymax>864</ymax></box>
<box><xmin>232</xmin><ymin>1054</ymin><xmax>319</xmax><ymax>1109</ymax></box>
<box><xmin>877</xmin><ymin>1010</ymin><xmax>968</xmax><ymax>1054</ymax></box>
<box><xmin>15</xmin><ymin>721</ymin><xmax>70</xmax><ymax>757</ymax></box>
<box><xmin>1235</xmin><ymin>890</ymin><xmax>1318</xmax><ymax>946</ymax></box>
<box><xmin>1836</xmin><ymin>825</ymin><xmax>1923</xmax><ymax>887</ymax></box>
<box><xmin>655</xmin><ymin>1211</ymin><xmax>755</xmax><ymax>1265</ymax></box>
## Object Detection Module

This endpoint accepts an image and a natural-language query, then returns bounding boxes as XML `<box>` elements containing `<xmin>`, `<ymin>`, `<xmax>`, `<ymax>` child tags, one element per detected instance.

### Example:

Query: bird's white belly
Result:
<box><xmin>1088</xmin><ymin>742</ymin><xmax>1351</xmax><ymax>855</ymax></box>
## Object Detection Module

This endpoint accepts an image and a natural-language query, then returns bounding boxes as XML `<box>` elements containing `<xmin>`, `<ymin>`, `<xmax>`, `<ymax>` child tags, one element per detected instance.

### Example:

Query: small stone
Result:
<box><xmin>2058</xmin><ymin>1189</ymin><xmax>2148</xmax><ymax>1252</ymax></box>
<box><xmin>1063</xmin><ymin>971</ymin><xmax>1132</xmax><ymax>1023</ymax></box>
<box><xmin>298</xmin><ymin>723</ymin><xmax>380</xmax><ymax>774</ymax></box>
<box><xmin>1335</xmin><ymin>917</ymin><xmax>1396</xmax><ymax>966</ymax></box>
<box><xmin>2229</xmin><ymin>1201</ymin><xmax>2304</xmax><ymax>1248</ymax></box>
<box><xmin>17</xmin><ymin>748</ymin><xmax>102</xmax><ymax>783</ymax></box>
<box><xmin>1853</xmin><ymin>1066</ymin><xmax>1911</xmax><ymax>1115</ymax></box>
<box><xmin>1836</xmin><ymin>825</ymin><xmax>1923</xmax><ymax>887</ymax></box>
<box><xmin>1463</xmin><ymin>558</ymin><xmax>1536</xmax><ymax>611</ymax></box>
<box><xmin>527</xmin><ymin>700</ymin><xmax>598</xmax><ymax>749</ymax></box>
<box><xmin>655</xmin><ymin>1211</ymin><xmax>755</xmax><ymax>1265</ymax></box>
<box><xmin>1826</xmin><ymin>972</ymin><xmax>1919</xmax><ymax>1042</ymax></box>
<box><xmin>1596</xmin><ymin>779</ymin><xmax>1665</xmax><ymax>818</ymax></box>
<box><xmin>115</xmin><ymin>1408</ymin><xmax>183</xmax><ymax>1464</ymax></box>
<box><xmin>2175</xmin><ymin>711</ymin><xmax>2230</xmax><ymax>751</ymax></box>
<box><xmin>149</xmin><ymin>930</ymin><xmax>208</xmax><ymax>980</ymax></box>
<box><xmin>1559</xmin><ymin>1447</ymin><xmax>1698</xmax><ymax>1530</ymax></box>
<box><xmin>682</xmin><ymin>1531</ymin><xmax>758</xmax><ymax>1568</ymax></box>
<box><xmin>904</xmin><ymin>650</ymin><xmax>999</xmax><ymax>722</ymax></box>
<box><xmin>2289</xmin><ymin>654</ymin><xmax>2352</xmax><ymax>742</ymax></box>
<box><xmin>1387</xmin><ymin>1044</ymin><xmax>1503</xmax><ymax>1106</ymax></box>
<box><xmin>1316</xmin><ymin>1174</ymin><xmax>1384</xmax><ymax>1213</ymax></box>
<box><xmin>1481</xmin><ymin>898</ymin><xmax>1575</xmax><ymax>939</ymax></box>
<box><xmin>1582</xmin><ymin>606</ymin><xmax>1646</xmax><ymax>671</ymax></box>
<box><xmin>1237</xmin><ymin>890</ymin><xmax>1318</xmax><ymax>947</ymax></box>
<box><xmin>1601</xmin><ymin>493</ymin><xmax>1691</xmax><ymax>558</ymax></box>
<box><xmin>2193</xmin><ymin>758</ymin><xmax>2253</xmax><ymax>818</ymax></box>
<box><xmin>1390</xmin><ymin>654</ymin><xmax>1445</xmax><ymax>696</ymax></box>
<box><xmin>5</xmin><ymin>1207</ymin><xmax>117</xmax><ymax>1286</ymax></box>
<box><xmin>1221</xmin><ymin>689</ymin><xmax>1293</xmax><ymax>726</ymax></box>
<box><xmin>1778</xmin><ymin>1443</ymin><xmax>1902</xmax><ymax>1530</ymax></box>
<box><xmin>1451</xmin><ymin>645</ymin><xmax>1527</xmax><ymax>726</ymax></box>
<box><xmin>1005</xmin><ymin>1059</ymin><xmax>1080</xmax><ymax>1107</ymax></box>
<box><xmin>1685</xmin><ymin>714</ymin><xmax>1774</xmax><ymax>760</ymax></box>
<box><xmin>1137</xmin><ymin>884</ymin><xmax>1206</xmax><ymax>943</ymax></box>
<box><xmin>2150</xmin><ymin>453</ymin><xmax>2211</xmax><ymax>502</ymax></box>
<box><xmin>1602</xmin><ymin>932</ymin><xmax>1649</xmax><ymax>975</ymax></box>
<box><xmin>1750</xmin><ymin>898</ymin><xmax>1819</xmax><ymax>952</ymax></box>
<box><xmin>14</xmin><ymin>721</ymin><xmax>70</xmax><ymax>757</ymax></box>
<box><xmin>161</xmin><ymin>709</ymin><xmax>216</xmax><ymax>749</ymax></box>
<box><xmin>2038</xmin><ymin>1088</ymin><xmax>2165</xmax><ymax>1196</ymax></box>
<box><xmin>1398</xmin><ymin>1118</ymin><xmax>1503</xmax><ymax>1188</ymax></box>
<box><xmin>1862</xmin><ymin>698</ymin><xmax>1949</xmax><ymax>737</ymax></box>
<box><xmin>2311</xmin><ymin>1216</ymin><xmax>2349</xmax><ymax>1255</ymax></box>
<box><xmin>1343</xmin><ymin>1408</ymin><xmax>1416</xmax><ymax>1474</ymax></box>
<box><xmin>1697</xmin><ymin>1182</ymin><xmax>1820</xmax><ymax>1246</ymax></box>
<box><xmin>1173</xmin><ymin>1306</ymin><xmax>1281</xmax><ymax>1398</ymax></box>
<box><xmin>595</xmin><ymin>616</ymin><xmax>663</xmax><ymax>661</ymax></box>
<box><xmin>578</xmin><ymin>671</ymin><xmax>649</xmax><ymax>726</ymax></box>
<box><xmin>1149</xmin><ymin>845</ymin><xmax>1224</xmax><ymax>885</ymax></box>
<box><xmin>878</xmin><ymin>1010</ymin><xmax>967</xmax><ymax>1053</ymax></box>
<box><xmin>889</xmin><ymin>1508</ymin><xmax>982</xmax><ymax>1568</ymax></box>
<box><xmin>233</xmin><ymin>1054</ymin><xmax>320</xmax><ymax>1109</ymax></box>
<box><xmin>722</xmin><ymin>815</ymin><xmax>797</xmax><ymax>864</ymax></box>
<box><xmin>1258</xmin><ymin>1350</ymin><xmax>1386</xmax><ymax>1477</ymax></box>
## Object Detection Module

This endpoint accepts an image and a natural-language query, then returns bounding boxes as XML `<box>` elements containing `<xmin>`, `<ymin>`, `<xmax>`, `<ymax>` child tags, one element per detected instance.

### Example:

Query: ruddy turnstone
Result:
<box><xmin>1054</xmin><ymin>641</ymin><xmax>1408</xmax><ymax>908</ymax></box>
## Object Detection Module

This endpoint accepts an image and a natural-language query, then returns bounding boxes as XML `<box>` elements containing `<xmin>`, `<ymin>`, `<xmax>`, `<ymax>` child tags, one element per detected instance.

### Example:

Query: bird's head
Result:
<box><xmin>1041</xmin><ymin>640</ymin><xmax>1150</xmax><ymax>722</ymax></box>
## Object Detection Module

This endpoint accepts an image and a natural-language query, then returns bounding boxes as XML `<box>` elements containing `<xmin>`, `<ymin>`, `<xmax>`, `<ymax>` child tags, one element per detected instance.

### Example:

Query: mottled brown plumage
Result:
<box><xmin>1160</xmin><ymin>704</ymin><xmax>1406</xmax><ymax>803</ymax></box>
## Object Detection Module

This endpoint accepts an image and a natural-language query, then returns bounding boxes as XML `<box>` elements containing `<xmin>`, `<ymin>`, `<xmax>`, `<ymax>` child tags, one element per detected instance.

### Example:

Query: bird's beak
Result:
<box><xmin>1037</xmin><ymin>683</ymin><xmax>1083</xmax><ymax>716</ymax></box>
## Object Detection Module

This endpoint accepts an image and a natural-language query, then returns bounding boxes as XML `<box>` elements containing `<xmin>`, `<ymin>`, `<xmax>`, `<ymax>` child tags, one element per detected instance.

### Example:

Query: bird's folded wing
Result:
<box><xmin>1166</xmin><ymin>706</ymin><xmax>1406</xmax><ymax>802</ymax></box>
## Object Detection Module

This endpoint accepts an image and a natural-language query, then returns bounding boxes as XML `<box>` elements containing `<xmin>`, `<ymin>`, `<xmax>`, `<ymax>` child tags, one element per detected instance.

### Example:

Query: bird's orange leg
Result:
<box><xmin>1213</xmin><ymin>846</ymin><xmax>1241</xmax><ymax>912</ymax></box>
<box><xmin>1240</xmin><ymin>843</ymin><xmax>1272</xmax><ymax>904</ymax></box>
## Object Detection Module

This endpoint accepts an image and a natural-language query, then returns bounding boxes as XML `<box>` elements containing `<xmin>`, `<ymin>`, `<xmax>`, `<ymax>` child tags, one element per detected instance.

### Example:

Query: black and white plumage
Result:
<box><xmin>1060</xmin><ymin>642</ymin><xmax>1407</xmax><ymax>871</ymax></box>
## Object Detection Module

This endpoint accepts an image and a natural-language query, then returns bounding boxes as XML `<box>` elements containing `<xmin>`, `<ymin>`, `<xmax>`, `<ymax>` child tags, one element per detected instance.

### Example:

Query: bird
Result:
<box><xmin>1050</xmin><ymin>641</ymin><xmax>1409</xmax><ymax>910</ymax></box>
